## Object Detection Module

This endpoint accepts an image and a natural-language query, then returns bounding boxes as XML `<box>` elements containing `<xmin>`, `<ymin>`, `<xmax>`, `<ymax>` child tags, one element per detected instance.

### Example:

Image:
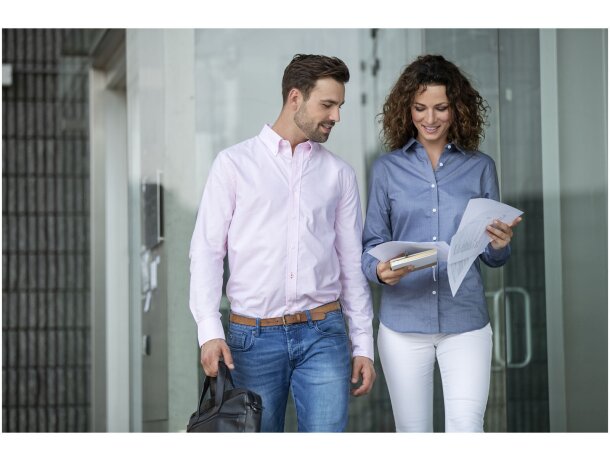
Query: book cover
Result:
<box><xmin>390</xmin><ymin>248</ymin><xmax>438</xmax><ymax>271</ymax></box>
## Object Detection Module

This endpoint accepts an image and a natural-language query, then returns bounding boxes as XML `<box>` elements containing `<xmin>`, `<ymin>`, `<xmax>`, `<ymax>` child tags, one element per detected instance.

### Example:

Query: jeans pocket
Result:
<box><xmin>312</xmin><ymin>311</ymin><xmax>347</xmax><ymax>337</ymax></box>
<box><xmin>227</xmin><ymin>327</ymin><xmax>254</xmax><ymax>352</ymax></box>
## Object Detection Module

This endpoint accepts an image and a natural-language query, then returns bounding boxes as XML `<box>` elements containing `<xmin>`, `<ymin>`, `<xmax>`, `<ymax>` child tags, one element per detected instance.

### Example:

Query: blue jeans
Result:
<box><xmin>226</xmin><ymin>309</ymin><xmax>351</xmax><ymax>432</ymax></box>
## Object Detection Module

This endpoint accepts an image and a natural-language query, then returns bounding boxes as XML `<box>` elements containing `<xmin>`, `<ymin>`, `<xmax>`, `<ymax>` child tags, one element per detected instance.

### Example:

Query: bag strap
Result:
<box><xmin>196</xmin><ymin>360</ymin><xmax>236</xmax><ymax>418</ymax></box>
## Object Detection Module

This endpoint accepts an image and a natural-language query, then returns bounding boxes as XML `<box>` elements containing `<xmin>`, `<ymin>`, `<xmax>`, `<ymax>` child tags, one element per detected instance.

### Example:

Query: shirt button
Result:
<box><xmin>431</xmin><ymin>184</ymin><xmax>436</xmax><ymax>188</ymax></box>
<box><xmin>439</xmin><ymin>162</ymin><xmax>444</xmax><ymax>167</ymax></box>
<box><xmin>432</xmin><ymin>208</ymin><xmax>437</xmax><ymax>213</ymax></box>
<box><xmin>432</xmin><ymin>291</ymin><xmax>437</xmax><ymax>295</ymax></box>
<box><xmin>289</xmin><ymin>273</ymin><xmax>295</xmax><ymax>279</ymax></box>
<box><xmin>432</xmin><ymin>236</ymin><xmax>437</xmax><ymax>241</ymax></box>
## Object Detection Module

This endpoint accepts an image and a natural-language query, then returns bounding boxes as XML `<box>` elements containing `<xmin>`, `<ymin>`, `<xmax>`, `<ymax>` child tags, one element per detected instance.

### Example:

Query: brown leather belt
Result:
<box><xmin>229</xmin><ymin>301</ymin><xmax>340</xmax><ymax>327</ymax></box>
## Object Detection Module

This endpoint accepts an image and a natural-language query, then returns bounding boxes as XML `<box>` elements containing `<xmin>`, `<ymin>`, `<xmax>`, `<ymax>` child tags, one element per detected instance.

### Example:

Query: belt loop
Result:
<box><xmin>255</xmin><ymin>317</ymin><xmax>261</xmax><ymax>336</ymax></box>
<box><xmin>305</xmin><ymin>308</ymin><xmax>313</xmax><ymax>326</ymax></box>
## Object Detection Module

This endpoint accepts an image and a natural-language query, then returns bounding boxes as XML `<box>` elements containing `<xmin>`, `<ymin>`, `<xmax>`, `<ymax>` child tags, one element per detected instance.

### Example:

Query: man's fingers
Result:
<box><xmin>353</xmin><ymin>372</ymin><xmax>370</xmax><ymax>396</ymax></box>
<box><xmin>221</xmin><ymin>344</ymin><xmax>235</xmax><ymax>370</ymax></box>
<box><xmin>351</xmin><ymin>361</ymin><xmax>362</xmax><ymax>384</ymax></box>
<box><xmin>351</xmin><ymin>367</ymin><xmax>374</xmax><ymax>396</ymax></box>
<box><xmin>200</xmin><ymin>339</ymin><xmax>230</xmax><ymax>376</ymax></box>
<box><xmin>351</xmin><ymin>358</ymin><xmax>376</xmax><ymax>397</ymax></box>
<box><xmin>203</xmin><ymin>359</ymin><xmax>218</xmax><ymax>377</ymax></box>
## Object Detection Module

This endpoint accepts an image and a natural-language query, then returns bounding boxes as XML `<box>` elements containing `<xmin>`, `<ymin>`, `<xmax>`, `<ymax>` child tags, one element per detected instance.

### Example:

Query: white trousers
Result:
<box><xmin>378</xmin><ymin>322</ymin><xmax>492</xmax><ymax>432</ymax></box>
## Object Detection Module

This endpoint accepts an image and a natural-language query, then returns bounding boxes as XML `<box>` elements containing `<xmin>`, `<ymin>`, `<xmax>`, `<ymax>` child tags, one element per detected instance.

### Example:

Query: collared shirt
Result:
<box><xmin>190</xmin><ymin>125</ymin><xmax>374</xmax><ymax>360</ymax></box>
<box><xmin>361</xmin><ymin>138</ymin><xmax>510</xmax><ymax>334</ymax></box>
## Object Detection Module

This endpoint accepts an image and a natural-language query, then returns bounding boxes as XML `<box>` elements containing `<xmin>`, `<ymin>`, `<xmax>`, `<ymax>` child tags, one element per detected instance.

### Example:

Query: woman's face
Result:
<box><xmin>411</xmin><ymin>84</ymin><xmax>452</xmax><ymax>146</ymax></box>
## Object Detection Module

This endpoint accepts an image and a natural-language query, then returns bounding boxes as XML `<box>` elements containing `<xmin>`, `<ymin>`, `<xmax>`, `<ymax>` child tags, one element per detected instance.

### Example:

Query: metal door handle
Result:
<box><xmin>505</xmin><ymin>287</ymin><xmax>532</xmax><ymax>368</ymax></box>
<box><xmin>488</xmin><ymin>286</ymin><xmax>533</xmax><ymax>370</ymax></box>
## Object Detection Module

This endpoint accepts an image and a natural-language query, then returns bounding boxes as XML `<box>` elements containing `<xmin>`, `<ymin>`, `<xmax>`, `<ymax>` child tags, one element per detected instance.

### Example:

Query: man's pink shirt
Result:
<box><xmin>189</xmin><ymin>125</ymin><xmax>374</xmax><ymax>360</ymax></box>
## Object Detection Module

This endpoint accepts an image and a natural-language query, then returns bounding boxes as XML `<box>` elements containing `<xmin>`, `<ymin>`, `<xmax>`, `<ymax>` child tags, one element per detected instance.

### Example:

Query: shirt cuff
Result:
<box><xmin>485</xmin><ymin>243</ymin><xmax>511</xmax><ymax>261</ymax></box>
<box><xmin>197</xmin><ymin>319</ymin><xmax>226</xmax><ymax>347</ymax></box>
<box><xmin>363</xmin><ymin>253</ymin><xmax>385</xmax><ymax>285</ymax></box>
<box><xmin>350</xmin><ymin>332</ymin><xmax>375</xmax><ymax>362</ymax></box>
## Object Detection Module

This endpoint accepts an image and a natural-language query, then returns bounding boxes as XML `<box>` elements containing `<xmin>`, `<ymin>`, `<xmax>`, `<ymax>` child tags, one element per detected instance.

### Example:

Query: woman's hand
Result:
<box><xmin>486</xmin><ymin>216</ymin><xmax>522</xmax><ymax>250</ymax></box>
<box><xmin>376</xmin><ymin>260</ymin><xmax>415</xmax><ymax>285</ymax></box>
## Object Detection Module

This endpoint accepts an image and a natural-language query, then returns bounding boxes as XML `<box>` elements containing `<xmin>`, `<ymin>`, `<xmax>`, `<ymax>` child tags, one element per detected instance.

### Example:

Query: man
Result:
<box><xmin>189</xmin><ymin>54</ymin><xmax>375</xmax><ymax>432</ymax></box>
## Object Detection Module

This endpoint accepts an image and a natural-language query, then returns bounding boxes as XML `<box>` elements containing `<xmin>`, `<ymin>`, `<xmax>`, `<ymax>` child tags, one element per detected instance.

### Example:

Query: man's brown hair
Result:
<box><xmin>281</xmin><ymin>54</ymin><xmax>350</xmax><ymax>104</ymax></box>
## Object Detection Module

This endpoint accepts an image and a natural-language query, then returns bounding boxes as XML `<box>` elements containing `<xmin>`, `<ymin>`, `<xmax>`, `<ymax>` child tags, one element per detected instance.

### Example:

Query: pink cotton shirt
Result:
<box><xmin>189</xmin><ymin>125</ymin><xmax>374</xmax><ymax>360</ymax></box>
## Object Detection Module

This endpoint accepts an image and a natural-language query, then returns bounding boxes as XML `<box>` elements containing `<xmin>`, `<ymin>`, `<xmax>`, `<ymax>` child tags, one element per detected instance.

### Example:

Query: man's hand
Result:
<box><xmin>376</xmin><ymin>260</ymin><xmax>414</xmax><ymax>285</ymax></box>
<box><xmin>200</xmin><ymin>338</ymin><xmax>234</xmax><ymax>377</ymax></box>
<box><xmin>351</xmin><ymin>356</ymin><xmax>376</xmax><ymax>396</ymax></box>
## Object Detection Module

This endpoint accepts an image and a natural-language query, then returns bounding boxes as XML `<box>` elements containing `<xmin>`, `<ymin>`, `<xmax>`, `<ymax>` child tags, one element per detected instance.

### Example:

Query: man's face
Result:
<box><xmin>294</xmin><ymin>78</ymin><xmax>345</xmax><ymax>143</ymax></box>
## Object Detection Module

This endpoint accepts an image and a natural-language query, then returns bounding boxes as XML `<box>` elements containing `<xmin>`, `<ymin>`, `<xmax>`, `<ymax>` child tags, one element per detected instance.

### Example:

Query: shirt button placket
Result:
<box><xmin>287</xmin><ymin>149</ymin><xmax>299</xmax><ymax>301</ymax></box>
<box><xmin>431</xmin><ymin>174</ymin><xmax>440</xmax><ymax>321</ymax></box>
<box><xmin>431</xmin><ymin>180</ymin><xmax>439</xmax><ymax>243</ymax></box>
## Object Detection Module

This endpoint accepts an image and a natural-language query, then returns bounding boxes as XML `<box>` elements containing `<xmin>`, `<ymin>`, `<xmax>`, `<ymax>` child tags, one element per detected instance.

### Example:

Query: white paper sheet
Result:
<box><xmin>366</xmin><ymin>198</ymin><xmax>523</xmax><ymax>297</ymax></box>
<box><xmin>447</xmin><ymin>198</ymin><xmax>523</xmax><ymax>296</ymax></box>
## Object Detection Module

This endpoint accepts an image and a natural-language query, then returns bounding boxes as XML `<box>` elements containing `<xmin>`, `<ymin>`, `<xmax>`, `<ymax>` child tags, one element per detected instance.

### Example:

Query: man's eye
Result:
<box><xmin>322</xmin><ymin>103</ymin><xmax>332</xmax><ymax>108</ymax></box>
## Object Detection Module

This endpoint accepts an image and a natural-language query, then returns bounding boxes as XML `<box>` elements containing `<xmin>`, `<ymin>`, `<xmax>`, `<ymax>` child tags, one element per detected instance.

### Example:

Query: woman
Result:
<box><xmin>362</xmin><ymin>55</ymin><xmax>521</xmax><ymax>432</ymax></box>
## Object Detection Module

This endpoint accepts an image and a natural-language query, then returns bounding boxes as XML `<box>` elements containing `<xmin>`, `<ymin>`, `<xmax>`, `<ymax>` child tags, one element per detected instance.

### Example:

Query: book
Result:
<box><xmin>389</xmin><ymin>248</ymin><xmax>438</xmax><ymax>271</ymax></box>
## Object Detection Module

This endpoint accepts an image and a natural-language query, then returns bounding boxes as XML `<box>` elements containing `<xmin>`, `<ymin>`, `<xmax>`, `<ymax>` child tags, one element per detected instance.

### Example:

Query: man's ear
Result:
<box><xmin>287</xmin><ymin>88</ymin><xmax>303</xmax><ymax>110</ymax></box>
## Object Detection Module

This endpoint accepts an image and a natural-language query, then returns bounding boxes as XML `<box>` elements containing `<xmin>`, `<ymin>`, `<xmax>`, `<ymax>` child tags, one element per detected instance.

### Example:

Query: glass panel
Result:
<box><xmin>498</xmin><ymin>29</ymin><xmax>550</xmax><ymax>432</ymax></box>
<box><xmin>424</xmin><ymin>29</ymin><xmax>550</xmax><ymax>432</ymax></box>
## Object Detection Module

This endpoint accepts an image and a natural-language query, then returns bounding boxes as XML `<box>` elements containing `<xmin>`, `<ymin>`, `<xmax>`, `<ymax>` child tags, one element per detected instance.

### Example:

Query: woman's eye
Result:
<box><xmin>436</xmin><ymin>106</ymin><xmax>448</xmax><ymax>112</ymax></box>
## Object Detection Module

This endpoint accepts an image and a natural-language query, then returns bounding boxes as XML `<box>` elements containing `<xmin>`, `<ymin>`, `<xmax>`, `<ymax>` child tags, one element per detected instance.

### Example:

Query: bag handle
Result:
<box><xmin>197</xmin><ymin>360</ymin><xmax>235</xmax><ymax>418</ymax></box>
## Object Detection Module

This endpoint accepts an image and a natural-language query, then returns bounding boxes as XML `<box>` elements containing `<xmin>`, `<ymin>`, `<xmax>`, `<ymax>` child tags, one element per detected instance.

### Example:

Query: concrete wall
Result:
<box><xmin>557</xmin><ymin>28</ymin><xmax>608</xmax><ymax>432</ymax></box>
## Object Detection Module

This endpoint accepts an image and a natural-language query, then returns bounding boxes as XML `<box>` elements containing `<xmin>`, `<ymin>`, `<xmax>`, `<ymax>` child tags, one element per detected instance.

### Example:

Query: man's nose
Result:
<box><xmin>330</xmin><ymin>106</ymin><xmax>340</xmax><ymax>123</ymax></box>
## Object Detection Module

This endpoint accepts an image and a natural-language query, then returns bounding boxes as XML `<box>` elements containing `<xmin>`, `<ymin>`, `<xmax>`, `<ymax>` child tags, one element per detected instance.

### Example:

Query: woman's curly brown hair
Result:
<box><xmin>380</xmin><ymin>55</ymin><xmax>489</xmax><ymax>152</ymax></box>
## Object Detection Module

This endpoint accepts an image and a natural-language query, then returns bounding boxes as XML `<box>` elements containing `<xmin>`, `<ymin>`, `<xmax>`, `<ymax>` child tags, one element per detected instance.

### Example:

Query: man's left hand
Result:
<box><xmin>351</xmin><ymin>356</ymin><xmax>376</xmax><ymax>397</ymax></box>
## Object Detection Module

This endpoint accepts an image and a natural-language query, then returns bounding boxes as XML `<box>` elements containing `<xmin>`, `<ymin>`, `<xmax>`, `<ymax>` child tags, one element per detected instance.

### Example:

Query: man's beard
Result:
<box><xmin>294</xmin><ymin>105</ymin><xmax>333</xmax><ymax>143</ymax></box>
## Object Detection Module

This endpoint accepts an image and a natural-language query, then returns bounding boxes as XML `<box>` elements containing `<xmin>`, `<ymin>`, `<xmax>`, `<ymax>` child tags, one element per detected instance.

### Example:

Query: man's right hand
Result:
<box><xmin>200</xmin><ymin>338</ymin><xmax>234</xmax><ymax>377</ymax></box>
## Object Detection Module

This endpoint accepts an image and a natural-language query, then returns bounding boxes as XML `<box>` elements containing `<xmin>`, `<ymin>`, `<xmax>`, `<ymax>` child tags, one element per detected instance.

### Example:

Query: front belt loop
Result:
<box><xmin>255</xmin><ymin>317</ymin><xmax>261</xmax><ymax>336</ymax></box>
<box><xmin>305</xmin><ymin>308</ymin><xmax>313</xmax><ymax>326</ymax></box>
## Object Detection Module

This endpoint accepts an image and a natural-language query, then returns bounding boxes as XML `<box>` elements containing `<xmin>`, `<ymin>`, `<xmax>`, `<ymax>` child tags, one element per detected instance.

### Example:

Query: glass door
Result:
<box><xmin>423</xmin><ymin>29</ymin><xmax>550</xmax><ymax>432</ymax></box>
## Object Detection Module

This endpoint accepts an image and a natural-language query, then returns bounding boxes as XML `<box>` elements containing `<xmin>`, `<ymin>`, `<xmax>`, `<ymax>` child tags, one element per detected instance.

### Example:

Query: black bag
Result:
<box><xmin>187</xmin><ymin>361</ymin><xmax>263</xmax><ymax>432</ymax></box>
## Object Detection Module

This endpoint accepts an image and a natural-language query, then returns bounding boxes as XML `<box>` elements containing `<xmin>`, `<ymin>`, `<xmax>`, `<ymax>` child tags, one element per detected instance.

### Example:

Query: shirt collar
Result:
<box><xmin>402</xmin><ymin>137</ymin><xmax>466</xmax><ymax>155</ymax></box>
<box><xmin>258</xmin><ymin>124</ymin><xmax>315</xmax><ymax>156</ymax></box>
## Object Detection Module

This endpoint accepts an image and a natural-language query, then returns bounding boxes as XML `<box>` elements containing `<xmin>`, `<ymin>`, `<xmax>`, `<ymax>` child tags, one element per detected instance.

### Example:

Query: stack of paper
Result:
<box><xmin>447</xmin><ymin>198</ymin><xmax>522</xmax><ymax>296</ymax></box>
<box><xmin>367</xmin><ymin>198</ymin><xmax>523</xmax><ymax>296</ymax></box>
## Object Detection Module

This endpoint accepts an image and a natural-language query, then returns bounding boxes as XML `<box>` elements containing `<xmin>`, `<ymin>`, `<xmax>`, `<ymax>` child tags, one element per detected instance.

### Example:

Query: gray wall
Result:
<box><xmin>557</xmin><ymin>29</ymin><xmax>608</xmax><ymax>432</ymax></box>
